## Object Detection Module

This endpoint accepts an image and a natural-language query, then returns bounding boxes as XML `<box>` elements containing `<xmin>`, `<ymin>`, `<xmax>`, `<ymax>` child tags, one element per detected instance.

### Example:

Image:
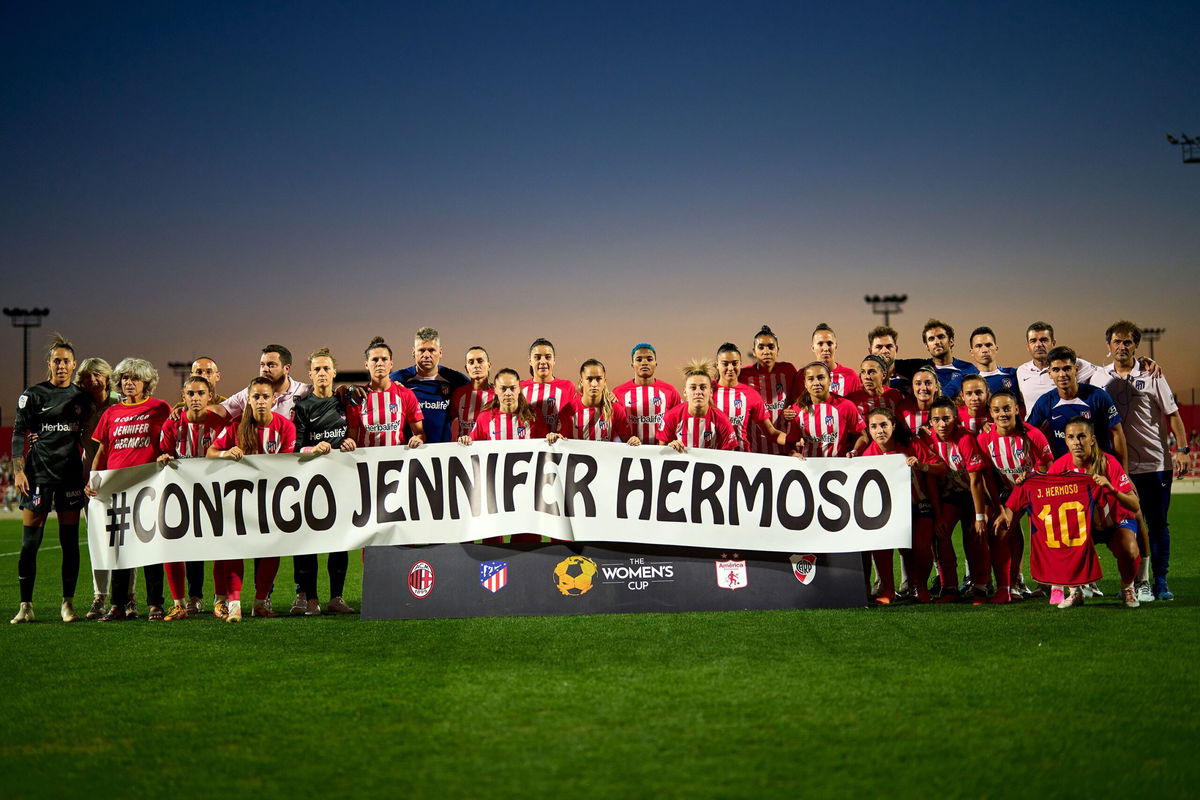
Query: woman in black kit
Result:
<box><xmin>10</xmin><ymin>334</ymin><xmax>94</xmax><ymax>624</ymax></box>
<box><xmin>289</xmin><ymin>347</ymin><xmax>358</xmax><ymax>616</ymax></box>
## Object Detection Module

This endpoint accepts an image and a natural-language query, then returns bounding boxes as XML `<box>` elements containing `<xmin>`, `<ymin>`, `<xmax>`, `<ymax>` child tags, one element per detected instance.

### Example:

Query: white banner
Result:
<box><xmin>86</xmin><ymin>440</ymin><xmax>913</xmax><ymax>569</ymax></box>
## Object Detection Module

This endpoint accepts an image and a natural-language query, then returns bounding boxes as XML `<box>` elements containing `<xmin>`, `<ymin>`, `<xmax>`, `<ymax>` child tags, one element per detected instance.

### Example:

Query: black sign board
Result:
<box><xmin>362</xmin><ymin>542</ymin><xmax>867</xmax><ymax>620</ymax></box>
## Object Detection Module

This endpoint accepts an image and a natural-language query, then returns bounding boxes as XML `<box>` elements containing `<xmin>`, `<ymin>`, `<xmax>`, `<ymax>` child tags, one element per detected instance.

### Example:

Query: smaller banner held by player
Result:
<box><xmin>86</xmin><ymin>440</ymin><xmax>912</xmax><ymax>569</ymax></box>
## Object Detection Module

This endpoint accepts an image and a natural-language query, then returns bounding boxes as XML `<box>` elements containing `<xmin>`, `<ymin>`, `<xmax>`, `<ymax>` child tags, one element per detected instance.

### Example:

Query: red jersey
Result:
<box><xmin>896</xmin><ymin>397</ymin><xmax>933</xmax><ymax>434</ymax></box>
<box><xmin>614</xmin><ymin>380</ymin><xmax>681</xmax><ymax>445</ymax></box>
<box><xmin>350</xmin><ymin>383</ymin><xmax>424</xmax><ymax>447</ymax></box>
<box><xmin>160</xmin><ymin>411</ymin><xmax>225</xmax><ymax>459</ymax></box>
<box><xmin>1049</xmin><ymin>452</ymin><xmax>1135</xmax><ymax>524</ymax></box>
<box><xmin>845</xmin><ymin>388</ymin><xmax>904</xmax><ymax>418</ymax></box>
<box><xmin>450</xmin><ymin>385</ymin><xmax>494</xmax><ymax>439</ymax></box>
<box><xmin>976</xmin><ymin>423</ymin><xmax>1054</xmax><ymax>487</ymax></box>
<box><xmin>712</xmin><ymin>383</ymin><xmax>768</xmax><ymax>452</ymax></box>
<box><xmin>213</xmin><ymin>413</ymin><xmax>297</xmax><ymax>455</ymax></box>
<box><xmin>740</xmin><ymin>362</ymin><xmax>797</xmax><ymax>455</ymax></box>
<box><xmin>795</xmin><ymin>365</ymin><xmax>862</xmax><ymax>401</ymax></box>
<box><xmin>656</xmin><ymin>404</ymin><xmax>738</xmax><ymax>451</ymax></box>
<box><xmin>957</xmin><ymin>405</ymin><xmax>990</xmax><ymax>435</ymax></box>
<box><xmin>520</xmin><ymin>378</ymin><xmax>578</xmax><ymax>434</ymax></box>
<box><xmin>561</xmin><ymin>400</ymin><xmax>634</xmax><ymax>442</ymax></box>
<box><xmin>927</xmin><ymin>428</ymin><xmax>986</xmax><ymax>496</ymax></box>
<box><xmin>785</xmin><ymin>396</ymin><xmax>864</xmax><ymax>457</ymax></box>
<box><xmin>1006</xmin><ymin>473</ymin><xmax>1105</xmax><ymax>586</ymax></box>
<box><xmin>92</xmin><ymin>398</ymin><xmax>172</xmax><ymax>470</ymax></box>
<box><xmin>861</xmin><ymin>438</ymin><xmax>941</xmax><ymax>500</ymax></box>
<box><xmin>470</xmin><ymin>409</ymin><xmax>546</xmax><ymax>441</ymax></box>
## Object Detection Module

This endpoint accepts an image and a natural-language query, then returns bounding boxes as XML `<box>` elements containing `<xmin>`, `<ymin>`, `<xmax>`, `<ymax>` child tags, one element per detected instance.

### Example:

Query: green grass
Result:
<box><xmin>1</xmin><ymin>500</ymin><xmax>1198</xmax><ymax>798</ymax></box>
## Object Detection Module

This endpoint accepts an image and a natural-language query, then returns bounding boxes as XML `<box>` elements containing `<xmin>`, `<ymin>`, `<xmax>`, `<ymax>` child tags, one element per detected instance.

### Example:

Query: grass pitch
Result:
<box><xmin>1</xmin><ymin>500</ymin><xmax>1197</xmax><ymax>798</ymax></box>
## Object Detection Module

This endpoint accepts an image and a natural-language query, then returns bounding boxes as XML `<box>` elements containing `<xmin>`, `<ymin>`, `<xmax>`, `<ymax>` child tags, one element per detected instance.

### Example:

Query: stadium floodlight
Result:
<box><xmin>864</xmin><ymin>294</ymin><xmax>908</xmax><ymax>327</ymax></box>
<box><xmin>1167</xmin><ymin>133</ymin><xmax>1200</xmax><ymax>163</ymax></box>
<box><xmin>1140</xmin><ymin>326</ymin><xmax>1165</xmax><ymax>360</ymax></box>
<box><xmin>3</xmin><ymin>307</ymin><xmax>50</xmax><ymax>391</ymax></box>
<box><xmin>168</xmin><ymin>360</ymin><xmax>194</xmax><ymax>387</ymax></box>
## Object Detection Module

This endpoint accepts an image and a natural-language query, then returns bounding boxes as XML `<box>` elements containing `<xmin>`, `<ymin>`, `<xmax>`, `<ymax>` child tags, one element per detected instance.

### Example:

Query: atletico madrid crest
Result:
<box><xmin>479</xmin><ymin>560</ymin><xmax>508</xmax><ymax>593</ymax></box>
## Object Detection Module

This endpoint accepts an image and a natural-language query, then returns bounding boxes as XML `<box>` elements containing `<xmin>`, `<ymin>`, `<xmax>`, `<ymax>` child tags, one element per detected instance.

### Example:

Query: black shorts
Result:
<box><xmin>20</xmin><ymin>483</ymin><xmax>86</xmax><ymax>514</ymax></box>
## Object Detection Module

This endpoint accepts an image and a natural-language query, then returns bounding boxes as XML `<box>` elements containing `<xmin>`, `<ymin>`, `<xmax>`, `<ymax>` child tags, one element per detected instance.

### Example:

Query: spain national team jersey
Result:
<box><xmin>785</xmin><ymin>397</ymin><xmax>864</xmax><ymax>457</ymax></box>
<box><xmin>213</xmin><ymin>413</ymin><xmax>297</xmax><ymax>455</ymax></box>
<box><xmin>656</xmin><ymin>404</ymin><xmax>738</xmax><ymax>451</ymax></box>
<box><xmin>92</xmin><ymin>398</ymin><xmax>172</xmax><ymax>469</ymax></box>
<box><xmin>520</xmin><ymin>378</ymin><xmax>578</xmax><ymax>434</ymax></box>
<box><xmin>957</xmin><ymin>405</ymin><xmax>990</xmax><ymax>435</ymax></box>
<box><xmin>976</xmin><ymin>423</ymin><xmax>1054</xmax><ymax>487</ymax></box>
<box><xmin>160</xmin><ymin>411</ymin><xmax>225</xmax><ymax>458</ymax></box>
<box><xmin>927</xmin><ymin>429</ymin><xmax>986</xmax><ymax>495</ymax></box>
<box><xmin>845</xmin><ymin>387</ymin><xmax>904</xmax><ymax>419</ymax></box>
<box><xmin>560</xmin><ymin>400</ymin><xmax>634</xmax><ymax>442</ymax></box>
<box><xmin>1006</xmin><ymin>473</ymin><xmax>1106</xmax><ymax>586</ymax></box>
<box><xmin>470</xmin><ymin>409</ymin><xmax>546</xmax><ymax>441</ymax></box>
<box><xmin>450</xmin><ymin>385</ymin><xmax>495</xmax><ymax>439</ymax></box>
<box><xmin>614</xmin><ymin>380</ymin><xmax>681</xmax><ymax>445</ymax></box>
<box><xmin>712</xmin><ymin>383</ymin><xmax>767</xmax><ymax>451</ymax></box>
<box><xmin>1049</xmin><ymin>452</ymin><xmax>1135</xmax><ymax>524</ymax></box>
<box><xmin>740</xmin><ymin>362</ymin><xmax>797</xmax><ymax>455</ymax></box>
<box><xmin>350</xmin><ymin>383</ymin><xmax>424</xmax><ymax>447</ymax></box>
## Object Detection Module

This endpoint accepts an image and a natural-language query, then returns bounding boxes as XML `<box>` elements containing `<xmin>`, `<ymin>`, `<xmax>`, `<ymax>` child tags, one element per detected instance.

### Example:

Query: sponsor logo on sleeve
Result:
<box><xmin>408</xmin><ymin>561</ymin><xmax>435</xmax><ymax>598</ymax></box>
<box><xmin>715</xmin><ymin>555</ymin><xmax>747</xmax><ymax>590</ymax></box>
<box><xmin>789</xmin><ymin>554</ymin><xmax>817</xmax><ymax>585</ymax></box>
<box><xmin>479</xmin><ymin>560</ymin><xmax>508</xmax><ymax>593</ymax></box>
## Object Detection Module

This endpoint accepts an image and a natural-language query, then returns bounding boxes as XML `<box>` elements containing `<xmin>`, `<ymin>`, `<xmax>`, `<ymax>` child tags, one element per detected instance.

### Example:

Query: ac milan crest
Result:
<box><xmin>479</xmin><ymin>560</ymin><xmax>508</xmax><ymax>593</ymax></box>
<box><xmin>789</xmin><ymin>554</ymin><xmax>817</xmax><ymax>585</ymax></box>
<box><xmin>408</xmin><ymin>561</ymin><xmax>435</xmax><ymax>598</ymax></box>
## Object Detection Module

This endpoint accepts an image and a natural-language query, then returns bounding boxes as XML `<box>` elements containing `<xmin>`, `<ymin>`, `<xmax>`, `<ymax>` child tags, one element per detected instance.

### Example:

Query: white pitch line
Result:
<box><xmin>0</xmin><ymin>540</ymin><xmax>91</xmax><ymax>558</ymax></box>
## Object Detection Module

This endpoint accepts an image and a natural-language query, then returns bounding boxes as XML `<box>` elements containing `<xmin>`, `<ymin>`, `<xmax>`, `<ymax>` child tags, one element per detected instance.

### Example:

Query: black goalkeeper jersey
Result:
<box><xmin>12</xmin><ymin>382</ymin><xmax>94</xmax><ymax>486</ymax></box>
<box><xmin>292</xmin><ymin>393</ymin><xmax>350</xmax><ymax>449</ymax></box>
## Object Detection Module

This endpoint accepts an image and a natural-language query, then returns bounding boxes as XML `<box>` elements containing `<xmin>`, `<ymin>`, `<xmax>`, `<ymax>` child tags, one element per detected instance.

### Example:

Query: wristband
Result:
<box><xmin>1180</xmin><ymin>447</ymin><xmax>1191</xmax><ymax>455</ymax></box>
<box><xmin>975</xmin><ymin>514</ymin><xmax>986</xmax><ymax>521</ymax></box>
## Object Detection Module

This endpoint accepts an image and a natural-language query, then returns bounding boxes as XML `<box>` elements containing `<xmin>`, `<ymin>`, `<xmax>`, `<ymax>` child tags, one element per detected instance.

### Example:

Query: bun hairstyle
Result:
<box><xmin>753</xmin><ymin>324</ymin><xmax>778</xmax><ymax>345</ymax></box>
<box><xmin>716</xmin><ymin>342</ymin><xmax>740</xmax><ymax>357</ymax></box>
<box><xmin>45</xmin><ymin>333</ymin><xmax>76</xmax><ymax>375</ymax></box>
<box><xmin>308</xmin><ymin>346</ymin><xmax>337</xmax><ymax>368</ymax></box>
<box><xmin>363</xmin><ymin>336</ymin><xmax>392</xmax><ymax>359</ymax></box>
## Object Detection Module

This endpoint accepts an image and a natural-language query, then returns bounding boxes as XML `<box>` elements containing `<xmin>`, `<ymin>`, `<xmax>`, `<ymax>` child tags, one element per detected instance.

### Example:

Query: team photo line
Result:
<box><xmin>8</xmin><ymin>317</ymin><xmax>1190</xmax><ymax>622</ymax></box>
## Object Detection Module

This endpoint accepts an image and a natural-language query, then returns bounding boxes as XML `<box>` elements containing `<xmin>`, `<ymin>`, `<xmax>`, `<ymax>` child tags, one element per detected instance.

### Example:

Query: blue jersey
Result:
<box><xmin>1027</xmin><ymin>383</ymin><xmax>1121</xmax><ymax>458</ymax></box>
<box><xmin>932</xmin><ymin>358</ymin><xmax>979</xmax><ymax>400</ymax></box>
<box><xmin>978</xmin><ymin>367</ymin><xmax>1018</xmax><ymax>396</ymax></box>
<box><xmin>388</xmin><ymin>365</ymin><xmax>470</xmax><ymax>443</ymax></box>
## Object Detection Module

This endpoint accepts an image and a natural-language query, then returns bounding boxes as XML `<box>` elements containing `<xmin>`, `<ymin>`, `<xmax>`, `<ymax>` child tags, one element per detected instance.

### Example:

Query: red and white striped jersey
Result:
<box><xmin>896</xmin><ymin>397</ymin><xmax>933</xmax><ymax>435</ymax></box>
<box><xmin>976</xmin><ymin>424</ymin><xmax>1053</xmax><ymax>487</ymax></box>
<box><xmin>561</xmin><ymin>400</ymin><xmax>634</xmax><ymax>442</ymax></box>
<box><xmin>845</xmin><ymin>387</ymin><xmax>904</xmax><ymax>418</ymax></box>
<box><xmin>927</xmin><ymin>428</ymin><xmax>986</xmax><ymax>495</ymax></box>
<box><xmin>786</xmin><ymin>396</ymin><xmax>864</xmax><ymax>457</ymax></box>
<box><xmin>614</xmin><ymin>380</ymin><xmax>681</xmax><ymax>444</ymax></box>
<box><xmin>957</xmin><ymin>405</ymin><xmax>990</xmax><ymax>435</ymax></box>
<box><xmin>350</xmin><ymin>383</ymin><xmax>424</xmax><ymax>448</ymax></box>
<box><xmin>656</xmin><ymin>404</ymin><xmax>738</xmax><ymax>451</ymax></box>
<box><xmin>862</xmin><ymin>438</ymin><xmax>941</xmax><ymax>500</ymax></box>
<box><xmin>712</xmin><ymin>383</ymin><xmax>767</xmax><ymax>452</ymax></box>
<box><xmin>450</xmin><ymin>385</ymin><xmax>494</xmax><ymax>439</ymax></box>
<box><xmin>470</xmin><ymin>409</ymin><xmax>545</xmax><ymax>441</ymax></box>
<box><xmin>213</xmin><ymin>413</ymin><xmax>297</xmax><ymax>455</ymax></box>
<box><xmin>740</xmin><ymin>362</ymin><xmax>797</xmax><ymax>455</ymax></box>
<box><xmin>520</xmin><ymin>378</ymin><xmax>578</xmax><ymax>434</ymax></box>
<box><xmin>830</xmin><ymin>364</ymin><xmax>863</xmax><ymax>398</ymax></box>
<box><xmin>160</xmin><ymin>411</ymin><xmax>225</xmax><ymax>458</ymax></box>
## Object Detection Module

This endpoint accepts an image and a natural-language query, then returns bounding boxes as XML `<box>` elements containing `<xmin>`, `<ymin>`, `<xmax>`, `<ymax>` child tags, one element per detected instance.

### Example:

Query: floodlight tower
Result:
<box><xmin>864</xmin><ymin>294</ymin><xmax>908</xmax><ymax>328</ymax></box>
<box><xmin>1166</xmin><ymin>134</ymin><xmax>1200</xmax><ymax>163</ymax></box>
<box><xmin>3</xmin><ymin>307</ymin><xmax>50</xmax><ymax>390</ymax></box>
<box><xmin>1140</xmin><ymin>327</ymin><xmax>1165</xmax><ymax>360</ymax></box>
<box><xmin>168</xmin><ymin>360</ymin><xmax>193</xmax><ymax>387</ymax></box>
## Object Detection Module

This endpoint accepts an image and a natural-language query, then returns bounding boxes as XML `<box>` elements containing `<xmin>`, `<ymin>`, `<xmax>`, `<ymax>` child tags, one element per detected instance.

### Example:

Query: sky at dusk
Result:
<box><xmin>3</xmin><ymin>1</ymin><xmax>1198</xmax><ymax>416</ymax></box>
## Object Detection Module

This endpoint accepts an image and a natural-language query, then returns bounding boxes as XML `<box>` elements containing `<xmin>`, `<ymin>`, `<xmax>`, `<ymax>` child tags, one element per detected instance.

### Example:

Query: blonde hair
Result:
<box><xmin>681</xmin><ymin>358</ymin><xmax>717</xmax><ymax>384</ymax></box>
<box><xmin>74</xmin><ymin>357</ymin><xmax>112</xmax><ymax>391</ymax></box>
<box><xmin>111</xmin><ymin>357</ymin><xmax>159</xmax><ymax>397</ymax></box>
<box><xmin>308</xmin><ymin>346</ymin><xmax>336</xmax><ymax>368</ymax></box>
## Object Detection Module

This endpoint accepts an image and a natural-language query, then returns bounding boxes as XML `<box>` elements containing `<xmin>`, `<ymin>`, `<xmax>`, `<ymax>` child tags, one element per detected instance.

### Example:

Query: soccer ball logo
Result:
<box><xmin>553</xmin><ymin>556</ymin><xmax>597</xmax><ymax>596</ymax></box>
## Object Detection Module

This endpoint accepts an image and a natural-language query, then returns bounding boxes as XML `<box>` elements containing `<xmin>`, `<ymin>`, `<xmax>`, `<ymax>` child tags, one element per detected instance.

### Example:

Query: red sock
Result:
<box><xmin>910</xmin><ymin>518</ymin><xmax>934</xmax><ymax>592</ymax></box>
<box><xmin>225</xmin><ymin>560</ymin><xmax>244</xmax><ymax>601</ymax></box>
<box><xmin>1118</xmin><ymin>554</ymin><xmax>1140</xmax><ymax>586</ymax></box>
<box><xmin>254</xmin><ymin>557</ymin><xmax>280</xmax><ymax>601</ymax></box>
<box><xmin>990</xmin><ymin>533</ymin><xmax>1011</xmax><ymax>593</ymax></box>
<box><xmin>164</xmin><ymin>562</ymin><xmax>187</xmax><ymax>601</ymax></box>
<box><xmin>873</xmin><ymin>550</ymin><xmax>895</xmax><ymax>597</ymax></box>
